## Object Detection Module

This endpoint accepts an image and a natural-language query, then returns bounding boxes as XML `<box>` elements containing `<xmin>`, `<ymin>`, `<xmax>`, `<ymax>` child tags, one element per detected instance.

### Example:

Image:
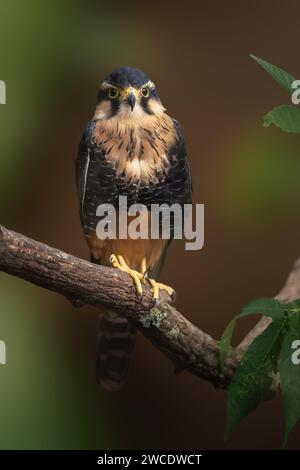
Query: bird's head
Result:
<box><xmin>93</xmin><ymin>67</ymin><xmax>165</xmax><ymax>121</ymax></box>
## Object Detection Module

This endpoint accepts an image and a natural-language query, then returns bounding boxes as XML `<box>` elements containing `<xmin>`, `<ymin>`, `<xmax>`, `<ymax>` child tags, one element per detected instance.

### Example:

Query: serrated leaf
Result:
<box><xmin>225</xmin><ymin>319</ymin><xmax>286</xmax><ymax>440</ymax></box>
<box><xmin>279</xmin><ymin>312</ymin><xmax>300</xmax><ymax>447</ymax></box>
<box><xmin>263</xmin><ymin>105</ymin><xmax>300</xmax><ymax>134</ymax></box>
<box><xmin>219</xmin><ymin>298</ymin><xmax>284</xmax><ymax>373</ymax></box>
<box><xmin>250</xmin><ymin>54</ymin><xmax>295</xmax><ymax>95</ymax></box>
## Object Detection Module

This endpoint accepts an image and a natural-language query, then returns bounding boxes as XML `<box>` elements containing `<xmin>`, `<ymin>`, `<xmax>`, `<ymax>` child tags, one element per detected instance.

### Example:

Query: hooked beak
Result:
<box><xmin>127</xmin><ymin>91</ymin><xmax>136</xmax><ymax>111</ymax></box>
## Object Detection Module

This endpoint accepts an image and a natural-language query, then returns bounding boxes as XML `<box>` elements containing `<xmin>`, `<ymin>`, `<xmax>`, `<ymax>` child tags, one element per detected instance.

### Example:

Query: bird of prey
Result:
<box><xmin>76</xmin><ymin>67</ymin><xmax>192</xmax><ymax>390</ymax></box>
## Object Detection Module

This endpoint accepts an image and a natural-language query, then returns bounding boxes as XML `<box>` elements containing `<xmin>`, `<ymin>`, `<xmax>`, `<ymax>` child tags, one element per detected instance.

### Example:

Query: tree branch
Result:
<box><xmin>0</xmin><ymin>224</ymin><xmax>299</xmax><ymax>389</ymax></box>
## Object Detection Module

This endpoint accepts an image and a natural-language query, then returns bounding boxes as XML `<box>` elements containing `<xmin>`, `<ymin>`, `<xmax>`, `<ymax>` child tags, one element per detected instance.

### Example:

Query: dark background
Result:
<box><xmin>0</xmin><ymin>0</ymin><xmax>300</xmax><ymax>449</ymax></box>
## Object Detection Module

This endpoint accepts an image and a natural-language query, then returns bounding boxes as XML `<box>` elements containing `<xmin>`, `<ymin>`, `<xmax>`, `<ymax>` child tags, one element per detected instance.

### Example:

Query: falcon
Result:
<box><xmin>76</xmin><ymin>67</ymin><xmax>192</xmax><ymax>390</ymax></box>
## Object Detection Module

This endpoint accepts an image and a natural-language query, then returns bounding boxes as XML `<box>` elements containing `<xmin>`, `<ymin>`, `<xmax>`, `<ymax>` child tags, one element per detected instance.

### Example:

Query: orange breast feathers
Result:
<box><xmin>91</xmin><ymin>112</ymin><xmax>177</xmax><ymax>185</ymax></box>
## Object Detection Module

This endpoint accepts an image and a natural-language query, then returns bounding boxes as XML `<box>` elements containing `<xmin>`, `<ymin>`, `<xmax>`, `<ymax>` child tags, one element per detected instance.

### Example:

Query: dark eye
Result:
<box><xmin>109</xmin><ymin>87</ymin><xmax>119</xmax><ymax>99</ymax></box>
<box><xmin>141</xmin><ymin>86</ymin><xmax>150</xmax><ymax>98</ymax></box>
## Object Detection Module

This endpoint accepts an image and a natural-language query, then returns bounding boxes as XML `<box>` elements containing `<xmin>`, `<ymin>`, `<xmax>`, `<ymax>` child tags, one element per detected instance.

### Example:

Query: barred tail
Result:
<box><xmin>96</xmin><ymin>310</ymin><xmax>136</xmax><ymax>391</ymax></box>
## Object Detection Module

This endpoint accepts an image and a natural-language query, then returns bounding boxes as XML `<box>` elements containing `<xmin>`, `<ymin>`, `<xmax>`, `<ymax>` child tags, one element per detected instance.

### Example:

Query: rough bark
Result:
<box><xmin>0</xmin><ymin>224</ymin><xmax>298</xmax><ymax>389</ymax></box>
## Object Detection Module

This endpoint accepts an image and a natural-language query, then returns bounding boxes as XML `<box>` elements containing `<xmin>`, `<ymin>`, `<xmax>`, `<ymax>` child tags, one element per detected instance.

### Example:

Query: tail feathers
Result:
<box><xmin>96</xmin><ymin>311</ymin><xmax>136</xmax><ymax>391</ymax></box>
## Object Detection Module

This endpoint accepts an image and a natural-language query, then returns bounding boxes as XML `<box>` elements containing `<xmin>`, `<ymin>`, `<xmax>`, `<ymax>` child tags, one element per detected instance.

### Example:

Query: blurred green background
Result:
<box><xmin>1</xmin><ymin>0</ymin><xmax>300</xmax><ymax>450</ymax></box>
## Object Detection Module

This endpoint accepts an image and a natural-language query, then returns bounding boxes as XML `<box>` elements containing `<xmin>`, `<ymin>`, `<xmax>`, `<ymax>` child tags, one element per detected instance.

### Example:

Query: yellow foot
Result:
<box><xmin>109</xmin><ymin>254</ymin><xmax>144</xmax><ymax>296</ymax></box>
<box><xmin>148</xmin><ymin>279</ymin><xmax>176</xmax><ymax>302</ymax></box>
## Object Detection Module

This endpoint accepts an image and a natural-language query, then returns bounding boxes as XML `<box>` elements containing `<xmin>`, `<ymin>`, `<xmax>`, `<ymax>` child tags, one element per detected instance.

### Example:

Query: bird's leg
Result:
<box><xmin>148</xmin><ymin>279</ymin><xmax>176</xmax><ymax>302</ymax></box>
<box><xmin>109</xmin><ymin>255</ymin><xmax>175</xmax><ymax>302</ymax></box>
<box><xmin>139</xmin><ymin>258</ymin><xmax>175</xmax><ymax>302</ymax></box>
<box><xmin>109</xmin><ymin>254</ymin><xmax>144</xmax><ymax>296</ymax></box>
<box><xmin>140</xmin><ymin>257</ymin><xmax>148</xmax><ymax>285</ymax></box>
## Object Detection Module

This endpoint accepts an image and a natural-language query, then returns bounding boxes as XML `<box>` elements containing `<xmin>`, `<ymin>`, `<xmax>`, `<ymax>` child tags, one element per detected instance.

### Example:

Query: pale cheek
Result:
<box><xmin>147</xmin><ymin>98</ymin><xmax>166</xmax><ymax>115</ymax></box>
<box><xmin>93</xmin><ymin>100</ymin><xmax>112</xmax><ymax>120</ymax></box>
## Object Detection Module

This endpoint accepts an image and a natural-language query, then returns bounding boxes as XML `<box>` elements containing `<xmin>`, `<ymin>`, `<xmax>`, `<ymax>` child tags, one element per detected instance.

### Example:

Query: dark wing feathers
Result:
<box><xmin>76</xmin><ymin>122</ymin><xmax>118</xmax><ymax>236</ymax></box>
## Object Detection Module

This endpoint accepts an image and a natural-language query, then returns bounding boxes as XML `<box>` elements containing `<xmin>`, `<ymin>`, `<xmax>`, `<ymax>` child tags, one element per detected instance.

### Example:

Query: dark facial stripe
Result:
<box><xmin>110</xmin><ymin>97</ymin><xmax>121</xmax><ymax>116</ymax></box>
<box><xmin>96</xmin><ymin>89</ymin><xmax>120</xmax><ymax>117</ymax></box>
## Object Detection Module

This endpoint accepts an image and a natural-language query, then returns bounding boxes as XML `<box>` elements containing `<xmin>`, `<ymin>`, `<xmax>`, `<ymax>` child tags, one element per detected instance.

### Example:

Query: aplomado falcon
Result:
<box><xmin>76</xmin><ymin>67</ymin><xmax>192</xmax><ymax>390</ymax></box>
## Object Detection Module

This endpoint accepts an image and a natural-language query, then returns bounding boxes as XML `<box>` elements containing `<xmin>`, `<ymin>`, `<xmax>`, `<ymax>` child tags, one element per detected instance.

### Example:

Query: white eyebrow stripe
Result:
<box><xmin>100</xmin><ymin>81</ymin><xmax>115</xmax><ymax>90</ymax></box>
<box><xmin>100</xmin><ymin>79</ymin><xmax>156</xmax><ymax>90</ymax></box>
<box><xmin>145</xmin><ymin>80</ymin><xmax>155</xmax><ymax>90</ymax></box>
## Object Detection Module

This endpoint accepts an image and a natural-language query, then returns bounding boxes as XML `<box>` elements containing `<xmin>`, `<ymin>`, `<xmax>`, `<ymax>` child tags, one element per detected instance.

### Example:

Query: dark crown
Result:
<box><xmin>105</xmin><ymin>67</ymin><xmax>151</xmax><ymax>88</ymax></box>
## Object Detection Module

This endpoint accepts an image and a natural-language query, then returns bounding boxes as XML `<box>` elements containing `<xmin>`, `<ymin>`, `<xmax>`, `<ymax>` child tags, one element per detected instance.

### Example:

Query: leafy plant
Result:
<box><xmin>220</xmin><ymin>55</ymin><xmax>300</xmax><ymax>446</ymax></box>
<box><xmin>220</xmin><ymin>299</ymin><xmax>300</xmax><ymax>446</ymax></box>
<box><xmin>250</xmin><ymin>54</ymin><xmax>300</xmax><ymax>133</ymax></box>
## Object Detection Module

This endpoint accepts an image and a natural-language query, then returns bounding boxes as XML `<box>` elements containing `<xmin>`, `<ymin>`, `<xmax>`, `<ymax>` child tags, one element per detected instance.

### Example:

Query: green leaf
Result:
<box><xmin>279</xmin><ymin>312</ymin><xmax>300</xmax><ymax>446</ymax></box>
<box><xmin>264</xmin><ymin>105</ymin><xmax>300</xmax><ymax>134</ymax></box>
<box><xmin>250</xmin><ymin>54</ymin><xmax>295</xmax><ymax>95</ymax></box>
<box><xmin>283</xmin><ymin>299</ymin><xmax>300</xmax><ymax>314</ymax></box>
<box><xmin>225</xmin><ymin>319</ymin><xmax>286</xmax><ymax>440</ymax></box>
<box><xmin>239</xmin><ymin>298</ymin><xmax>286</xmax><ymax>319</ymax></box>
<box><xmin>219</xmin><ymin>298</ymin><xmax>284</xmax><ymax>373</ymax></box>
